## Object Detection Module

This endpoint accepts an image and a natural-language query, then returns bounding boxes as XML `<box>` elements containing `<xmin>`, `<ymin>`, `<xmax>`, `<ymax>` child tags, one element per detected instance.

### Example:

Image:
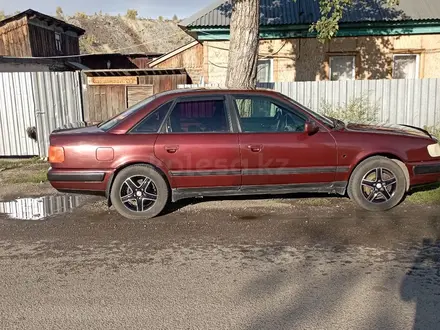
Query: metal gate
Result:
<box><xmin>0</xmin><ymin>72</ymin><xmax>84</xmax><ymax>157</ymax></box>
<box><xmin>33</xmin><ymin>72</ymin><xmax>84</xmax><ymax>158</ymax></box>
<box><xmin>0</xmin><ymin>72</ymin><xmax>39</xmax><ymax>156</ymax></box>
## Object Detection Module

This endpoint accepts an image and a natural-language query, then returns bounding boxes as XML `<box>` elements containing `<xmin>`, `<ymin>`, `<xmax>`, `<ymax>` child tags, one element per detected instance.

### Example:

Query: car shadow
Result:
<box><xmin>408</xmin><ymin>183</ymin><xmax>440</xmax><ymax>195</ymax></box>
<box><xmin>237</xmin><ymin>238</ymin><xmax>440</xmax><ymax>330</ymax></box>
<box><xmin>159</xmin><ymin>192</ymin><xmax>345</xmax><ymax>216</ymax></box>
<box><xmin>400</xmin><ymin>238</ymin><xmax>440</xmax><ymax>330</ymax></box>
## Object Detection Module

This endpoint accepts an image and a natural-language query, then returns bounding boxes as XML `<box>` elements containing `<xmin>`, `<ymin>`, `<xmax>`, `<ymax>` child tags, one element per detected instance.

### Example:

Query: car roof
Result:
<box><xmin>158</xmin><ymin>88</ymin><xmax>280</xmax><ymax>98</ymax></box>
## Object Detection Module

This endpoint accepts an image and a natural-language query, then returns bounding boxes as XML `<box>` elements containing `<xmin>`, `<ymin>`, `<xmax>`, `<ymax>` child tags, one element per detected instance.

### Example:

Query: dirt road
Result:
<box><xmin>0</xmin><ymin>181</ymin><xmax>439</xmax><ymax>329</ymax></box>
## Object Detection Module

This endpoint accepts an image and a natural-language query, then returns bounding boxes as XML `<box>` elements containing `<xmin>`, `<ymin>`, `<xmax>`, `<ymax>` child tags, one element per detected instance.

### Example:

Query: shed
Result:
<box><xmin>149</xmin><ymin>41</ymin><xmax>203</xmax><ymax>83</ymax></box>
<box><xmin>82</xmin><ymin>68</ymin><xmax>188</xmax><ymax>123</ymax></box>
<box><xmin>0</xmin><ymin>9</ymin><xmax>85</xmax><ymax>57</ymax></box>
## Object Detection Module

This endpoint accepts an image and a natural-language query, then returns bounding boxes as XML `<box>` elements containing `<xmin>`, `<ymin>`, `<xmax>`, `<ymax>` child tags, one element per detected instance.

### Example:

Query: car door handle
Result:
<box><xmin>165</xmin><ymin>145</ymin><xmax>179</xmax><ymax>153</ymax></box>
<box><xmin>247</xmin><ymin>145</ymin><xmax>262</xmax><ymax>152</ymax></box>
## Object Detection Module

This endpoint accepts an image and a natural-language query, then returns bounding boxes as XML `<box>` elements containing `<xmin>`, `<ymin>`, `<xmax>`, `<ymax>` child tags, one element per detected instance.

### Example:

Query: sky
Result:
<box><xmin>1</xmin><ymin>0</ymin><xmax>208</xmax><ymax>19</ymax></box>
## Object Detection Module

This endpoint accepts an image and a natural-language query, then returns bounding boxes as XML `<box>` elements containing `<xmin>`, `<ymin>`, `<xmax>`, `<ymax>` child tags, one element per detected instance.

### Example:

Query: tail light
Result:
<box><xmin>49</xmin><ymin>146</ymin><xmax>65</xmax><ymax>163</ymax></box>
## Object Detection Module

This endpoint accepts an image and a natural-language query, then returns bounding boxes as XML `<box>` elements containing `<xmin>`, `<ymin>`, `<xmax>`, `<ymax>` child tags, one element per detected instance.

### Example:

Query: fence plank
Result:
<box><xmin>179</xmin><ymin>79</ymin><xmax>440</xmax><ymax>129</ymax></box>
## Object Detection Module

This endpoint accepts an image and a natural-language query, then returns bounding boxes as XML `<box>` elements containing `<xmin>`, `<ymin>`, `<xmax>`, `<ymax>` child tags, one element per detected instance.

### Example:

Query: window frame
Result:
<box><xmin>228</xmin><ymin>94</ymin><xmax>308</xmax><ymax>134</ymax></box>
<box><xmin>392</xmin><ymin>53</ymin><xmax>420</xmax><ymax>79</ymax></box>
<box><xmin>159</xmin><ymin>95</ymin><xmax>234</xmax><ymax>134</ymax></box>
<box><xmin>328</xmin><ymin>55</ymin><xmax>356</xmax><ymax>81</ymax></box>
<box><xmin>128</xmin><ymin>100</ymin><xmax>175</xmax><ymax>134</ymax></box>
<box><xmin>257</xmin><ymin>58</ymin><xmax>274</xmax><ymax>83</ymax></box>
<box><xmin>55</xmin><ymin>32</ymin><xmax>62</xmax><ymax>53</ymax></box>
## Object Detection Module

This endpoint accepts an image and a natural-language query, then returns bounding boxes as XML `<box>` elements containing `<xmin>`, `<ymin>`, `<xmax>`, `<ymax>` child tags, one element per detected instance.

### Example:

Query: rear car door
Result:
<box><xmin>231</xmin><ymin>94</ymin><xmax>338</xmax><ymax>187</ymax></box>
<box><xmin>154</xmin><ymin>95</ymin><xmax>241</xmax><ymax>189</ymax></box>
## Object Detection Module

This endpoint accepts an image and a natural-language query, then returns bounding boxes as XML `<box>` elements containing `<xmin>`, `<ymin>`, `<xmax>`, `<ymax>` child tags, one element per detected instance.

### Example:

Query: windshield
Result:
<box><xmin>98</xmin><ymin>94</ymin><xmax>159</xmax><ymax>131</ymax></box>
<box><xmin>280</xmin><ymin>94</ymin><xmax>335</xmax><ymax>128</ymax></box>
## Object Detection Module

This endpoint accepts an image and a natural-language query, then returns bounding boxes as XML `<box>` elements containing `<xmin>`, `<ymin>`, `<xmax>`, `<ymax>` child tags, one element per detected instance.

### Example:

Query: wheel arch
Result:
<box><xmin>348</xmin><ymin>153</ymin><xmax>410</xmax><ymax>192</ymax></box>
<box><xmin>106</xmin><ymin>161</ymin><xmax>171</xmax><ymax>207</ymax></box>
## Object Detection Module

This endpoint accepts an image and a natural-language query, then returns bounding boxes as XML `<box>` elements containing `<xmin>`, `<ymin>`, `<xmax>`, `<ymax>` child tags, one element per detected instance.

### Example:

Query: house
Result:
<box><xmin>154</xmin><ymin>0</ymin><xmax>440</xmax><ymax>84</ymax></box>
<box><xmin>0</xmin><ymin>9</ymin><xmax>85</xmax><ymax>57</ymax></box>
<box><xmin>149</xmin><ymin>41</ymin><xmax>204</xmax><ymax>83</ymax></box>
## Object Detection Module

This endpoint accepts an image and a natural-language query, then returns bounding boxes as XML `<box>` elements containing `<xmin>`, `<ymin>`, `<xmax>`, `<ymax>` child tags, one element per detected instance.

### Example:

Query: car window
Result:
<box><xmin>98</xmin><ymin>94</ymin><xmax>158</xmax><ymax>131</ymax></box>
<box><xmin>131</xmin><ymin>102</ymin><xmax>172</xmax><ymax>133</ymax></box>
<box><xmin>165</xmin><ymin>99</ymin><xmax>230</xmax><ymax>133</ymax></box>
<box><xmin>233</xmin><ymin>96</ymin><xmax>306</xmax><ymax>133</ymax></box>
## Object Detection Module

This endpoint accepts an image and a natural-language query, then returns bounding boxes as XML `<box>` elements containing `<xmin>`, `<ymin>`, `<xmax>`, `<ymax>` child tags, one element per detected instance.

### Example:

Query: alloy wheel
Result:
<box><xmin>119</xmin><ymin>175</ymin><xmax>158</xmax><ymax>212</ymax></box>
<box><xmin>360</xmin><ymin>167</ymin><xmax>397</xmax><ymax>204</ymax></box>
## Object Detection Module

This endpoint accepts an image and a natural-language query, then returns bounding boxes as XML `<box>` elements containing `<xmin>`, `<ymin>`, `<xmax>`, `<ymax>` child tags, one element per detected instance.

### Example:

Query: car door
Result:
<box><xmin>231</xmin><ymin>94</ymin><xmax>338</xmax><ymax>187</ymax></box>
<box><xmin>154</xmin><ymin>95</ymin><xmax>241</xmax><ymax>189</ymax></box>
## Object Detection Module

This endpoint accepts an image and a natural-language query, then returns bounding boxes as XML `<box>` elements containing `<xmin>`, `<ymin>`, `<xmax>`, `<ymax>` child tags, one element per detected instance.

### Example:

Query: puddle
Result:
<box><xmin>0</xmin><ymin>195</ymin><xmax>83</xmax><ymax>220</ymax></box>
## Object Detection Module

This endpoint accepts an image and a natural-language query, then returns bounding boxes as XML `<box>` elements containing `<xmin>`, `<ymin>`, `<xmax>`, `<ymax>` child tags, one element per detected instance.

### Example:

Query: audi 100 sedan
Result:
<box><xmin>47</xmin><ymin>89</ymin><xmax>440</xmax><ymax>219</ymax></box>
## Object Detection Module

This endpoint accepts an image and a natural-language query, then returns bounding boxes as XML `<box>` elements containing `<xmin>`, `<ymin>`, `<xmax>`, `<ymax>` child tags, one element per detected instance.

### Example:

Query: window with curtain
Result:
<box><xmin>393</xmin><ymin>54</ymin><xmax>419</xmax><ymax>79</ymax></box>
<box><xmin>329</xmin><ymin>56</ymin><xmax>355</xmax><ymax>81</ymax></box>
<box><xmin>257</xmin><ymin>59</ymin><xmax>273</xmax><ymax>83</ymax></box>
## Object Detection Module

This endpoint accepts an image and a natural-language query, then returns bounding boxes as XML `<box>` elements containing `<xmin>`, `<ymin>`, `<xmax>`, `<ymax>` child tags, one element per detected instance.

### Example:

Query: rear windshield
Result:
<box><xmin>98</xmin><ymin>95</ymin><xmax>158</xmax><ymax>131</ymax></box>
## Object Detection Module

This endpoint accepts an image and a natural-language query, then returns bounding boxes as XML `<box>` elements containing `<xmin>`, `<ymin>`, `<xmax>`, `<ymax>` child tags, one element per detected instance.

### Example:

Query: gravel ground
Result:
<box><xmin>0</xmin><ymin>167</ymin><xmax>439</xmax><ymax>329</ymax></box>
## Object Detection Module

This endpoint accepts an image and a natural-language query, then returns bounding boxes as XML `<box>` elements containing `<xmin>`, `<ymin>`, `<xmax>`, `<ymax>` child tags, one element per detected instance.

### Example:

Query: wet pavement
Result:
<box><xmin>0</xmin><ymin>193</ymin><xmax>439</xmax><ymax>329</ymax></box>
<box><xmin>0</xmin><ymin>195</ymin><xmax>84</xmax><ymax>220</ymax></box>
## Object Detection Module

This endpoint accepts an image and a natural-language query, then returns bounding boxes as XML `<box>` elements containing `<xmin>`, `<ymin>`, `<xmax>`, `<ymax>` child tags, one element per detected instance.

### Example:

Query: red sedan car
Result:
<box><xmin>47</xmin><ymin>89</ymin><xmax>440</xmax><ymax>219</ymax></box>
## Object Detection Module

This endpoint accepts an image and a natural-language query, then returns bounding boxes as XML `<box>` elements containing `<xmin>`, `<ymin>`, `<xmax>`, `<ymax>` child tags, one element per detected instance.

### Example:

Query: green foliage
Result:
<box><xmin>424</xmin><ymin>125</ymin><xmax>440</xmax><ymax>139</ymax></box>
<box><xmin>55</xmin><ymin>6</ymin><xmax>63</xmax><ymax>18</ymax></box>
<box><xmin>158</xmin><ymin>16</ymin><xmax>164</xmax><ymax>21</ymax></box>
<box><xmin>126</xmin><ymin>9</ymin><xmax>138</xmax><ymax>20</ymax></box>
<box><xmin>294</xmin><ymin>0</ymin><xmax>400</xmax><ymax>42</ymax></box>
<box><xmin>75</xmin><ymin>12</ymin><xmax>88</xmax><ymax>19</ymax></box>
<box><xmin>0</xmin><ymin>10</ymin><xmax>7</xmax><ymax>21</ymax></box>
<box><xmin>172</xmin><ymin>14</ymin><xmax>178</xmax><ymax>21</ymax></box>
<box><xmin>320</xmin><ymin>94</ymin><xmax>379</xmax><ymax>124</ymax></box>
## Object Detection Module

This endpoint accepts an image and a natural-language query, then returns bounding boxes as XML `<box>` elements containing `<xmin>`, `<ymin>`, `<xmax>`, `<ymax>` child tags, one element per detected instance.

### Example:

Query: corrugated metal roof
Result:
<box><xmin>0</xmin><ymin>9</ymin><xmax>85</xmax><ymax>35</ymax></box>
<box><xmin>180</xmin><ymin>0</ymin><xmax>440</xmax><ymax>28</ymax></box>
<box><xmin>83</xmin><ymin>68</ymin><xmax>187</xmax><ymax>77</ymax></box>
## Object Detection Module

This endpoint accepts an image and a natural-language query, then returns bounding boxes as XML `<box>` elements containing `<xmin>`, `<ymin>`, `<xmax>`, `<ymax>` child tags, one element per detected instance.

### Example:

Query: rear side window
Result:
<box><xmin>166</xmin><ymin>99</ymin><xmax>230</xmax><ymax>133</ymax></box>
<box><xmin>131</xmin><ymin>102</ymin><xmax>172</xmax><ymax>133</ymax></box>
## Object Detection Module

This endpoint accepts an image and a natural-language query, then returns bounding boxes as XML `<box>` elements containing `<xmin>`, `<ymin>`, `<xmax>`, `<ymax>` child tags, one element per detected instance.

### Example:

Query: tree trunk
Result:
<box><xmin>226</xmin><ymin>0</ymin><xmax>260</xmax><ymax>89</ymax></box>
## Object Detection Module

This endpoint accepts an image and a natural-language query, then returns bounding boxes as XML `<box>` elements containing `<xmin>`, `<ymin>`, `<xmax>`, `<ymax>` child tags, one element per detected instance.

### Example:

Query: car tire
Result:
<box><xmin>110</xmin><ymin>165</ymin><xmax>169</xmax><ymax>220</ymax></box>
<box><xmin>347</xmin><ymin>156</ymin><xmax>406</xmax><ymax>212</ymax></box>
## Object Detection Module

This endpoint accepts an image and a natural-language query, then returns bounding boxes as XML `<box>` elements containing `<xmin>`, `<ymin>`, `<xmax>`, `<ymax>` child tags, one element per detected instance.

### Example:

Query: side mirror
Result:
<box><xmin>305</xmin><ymin>121</ymin><xmax>319</xmax><ymax>135</ymax></box>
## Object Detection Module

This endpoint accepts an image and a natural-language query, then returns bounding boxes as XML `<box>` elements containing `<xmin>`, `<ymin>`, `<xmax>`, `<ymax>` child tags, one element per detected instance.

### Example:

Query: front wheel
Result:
<box><xmin>347</xmin><ymin>156</ymin><xmax>406</xmax><ymax>212</ymax></box>
<box><xmin>110</xmin><ymin>165</ymin><xmax>169</xmax><ymax>219</ymax></box>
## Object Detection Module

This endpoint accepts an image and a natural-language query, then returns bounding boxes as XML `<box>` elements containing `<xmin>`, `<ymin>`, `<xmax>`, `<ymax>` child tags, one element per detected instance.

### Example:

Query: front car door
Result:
<box><xmin>154</xmin><ymin>95</ymin><xmax>241</xmax><ymax>190</ymax></box>
<box><xmin>231</xmin><ymin>94</ymin><xmax>339</xmax><ymax>189</ymax></box>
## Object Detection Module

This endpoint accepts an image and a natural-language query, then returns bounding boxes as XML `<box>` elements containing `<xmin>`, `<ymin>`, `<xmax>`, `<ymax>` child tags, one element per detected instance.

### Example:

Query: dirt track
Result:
<box><xmin>0</xmin><ymin>182</ymin><xmax>439</xmax><ymax>329</ymax></box>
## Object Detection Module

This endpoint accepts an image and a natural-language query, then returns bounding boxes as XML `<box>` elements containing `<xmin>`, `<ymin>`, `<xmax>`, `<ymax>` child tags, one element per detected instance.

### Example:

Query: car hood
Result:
<box><xmin>344</xmin><ymin>123</ymin><xmax>433</xmax><ymax>139</ymax></box>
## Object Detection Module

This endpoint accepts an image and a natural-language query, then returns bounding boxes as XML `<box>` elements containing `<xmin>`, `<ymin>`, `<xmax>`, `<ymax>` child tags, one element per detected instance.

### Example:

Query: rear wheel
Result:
<box><xmin>347</xmin><ymin>156</ymin><xmax>406</xmax><ymax>212</ymax></box>
<box><xmin>110</xmin><ymin>165</ymin><xmax>169</xmax><ymax>219</ymax></box>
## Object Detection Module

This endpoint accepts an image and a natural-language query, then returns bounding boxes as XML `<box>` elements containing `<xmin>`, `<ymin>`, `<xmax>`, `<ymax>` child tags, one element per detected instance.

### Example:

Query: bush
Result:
<box><xmin>75</xmin><ymin>12</ymin><xmax>88</xmax><ymax>19</ymax></box>
<box><xmin>55</xmin><ymin>6</ymin><xmax>63</xmax><ymax>18</ymax></box>
<box><xmin>126</xmin><ymin>9</ymin><xmax>138</xmax><ymax>20</ymax></box>
<box><xmin>424</xmin><ymin>125</ymin><xmax>440</xmax><ymax>138</ymax></box>
<box><xmin>0</xmin><ymin>11</ymin><xmax>7</xmax><ymax>21</ymax></box>
<box><xmin>320</xmin><ymin>94</ymin><xmax>379</xmax><ymax>124</ymax></box>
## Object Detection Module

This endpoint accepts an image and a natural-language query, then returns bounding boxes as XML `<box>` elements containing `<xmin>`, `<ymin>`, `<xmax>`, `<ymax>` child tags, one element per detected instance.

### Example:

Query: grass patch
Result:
<box><xmin>407</xmin><ymin>186</ymin><xmax>440</xmax><ymax>204</ymax></box>
<box><xmin>0</xmin><ymin>157</ymin><xmax>44</xmax><ymax>170</ymax></box>
<box><xmin>4</xmin><ymin>168</ymin><xmax>48</xmax><ymax>184</ymax></box>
